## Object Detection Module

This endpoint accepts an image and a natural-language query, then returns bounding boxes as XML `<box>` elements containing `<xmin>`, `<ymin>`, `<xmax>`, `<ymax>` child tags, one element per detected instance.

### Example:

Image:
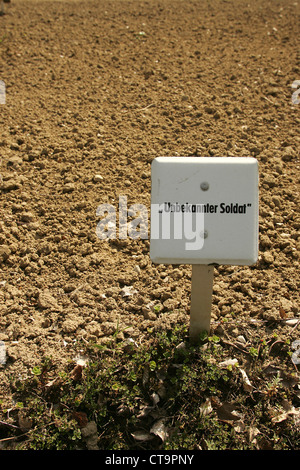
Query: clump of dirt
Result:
<box><xmin>0</xmin><ymin>0</ymin><xmax>299</xmax><ymax>411</ymax></box>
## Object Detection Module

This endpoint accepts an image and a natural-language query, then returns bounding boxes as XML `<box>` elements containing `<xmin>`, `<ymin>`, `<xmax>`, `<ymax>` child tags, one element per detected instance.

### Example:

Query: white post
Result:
<box><xmin>189</xmin><ymin>264</ymin><xmax>214</xmax><ymax>339</ymax></box>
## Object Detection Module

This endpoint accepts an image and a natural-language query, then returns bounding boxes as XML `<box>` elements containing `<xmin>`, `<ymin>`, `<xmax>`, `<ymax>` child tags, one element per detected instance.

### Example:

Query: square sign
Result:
<box><xmin>150</xmin><ymin>156</ymin><xmax>259</xmax><ymax>266</ymax></box>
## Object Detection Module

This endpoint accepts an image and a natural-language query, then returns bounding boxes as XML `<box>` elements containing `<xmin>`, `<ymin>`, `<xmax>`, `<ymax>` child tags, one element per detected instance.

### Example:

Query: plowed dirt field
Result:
<box><xmin>0</xmin><ymin>0</ymin><xmax>299</xmax><ymax>414</ymax></box>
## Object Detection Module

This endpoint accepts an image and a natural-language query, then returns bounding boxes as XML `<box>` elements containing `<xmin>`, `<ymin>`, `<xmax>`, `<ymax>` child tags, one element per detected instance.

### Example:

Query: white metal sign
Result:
<box><xmin>150</xmin><ymin>156</ymin><xmax>259</xmax><ymax>266</ymax></box>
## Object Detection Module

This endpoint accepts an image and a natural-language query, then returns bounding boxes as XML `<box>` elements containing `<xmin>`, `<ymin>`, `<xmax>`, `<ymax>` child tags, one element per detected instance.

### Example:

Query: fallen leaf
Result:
<box><xmin>271</xmin><ymin>400</ymin><xmax>299</xmax><ymax>424</ymax></box>
<box><xmin>199</xmin><ymin>398</ymin><xmax>213</xmax><ymax>417</ymax></box>
<box><xmin>74</xmin><ymin>354</ymin><xmax>89</xmax><ymax>367</ymax></box>
<box><xmin>72</xmin><ymin>411</ymin><xmax>88</xmax><ymax>428</ymax></box>
<box><xmin>240</xmin><ymin>368</ymin><xmax>253</xmax><ymax>392</ymax></box>
<box><xmin>151</xmin><ymin>392</ymin><xmax>160</xmax><ymax>406</ymax></box>
<box><xmin>18</xmin><ymin>413</ymin><xmax>33</xmax><ymax>431</ymax></box>
<box><xmin>70</xmin><ymin>364</ymin><xmax>83</xmax><ymax>381</ymax></box>
<box><xmin>131</xmin><ymin>430</ymin><xmax>154</xmax><ymax>442</ymax></box>
<box><xmin>219</xmin><ymin>358</ymin><xmax>239</xmax><ymax>368</ymax></box>
<box><xmin>120</xmin><ymin>286</ymin><xmax>138</xmax><ymax>297</ymax></box>
<box><xmin>217</xmin><ymin>402</ymin><xmax>243</xmax><ymax>423</ymax></box>
<box><xmin>0</xmin><ymin>340</ymin><xmax>6</xmax><ymax>366</ymax></box>
<box><xmin>248</xmin><ymin>425</ymin><xmax>260</xmax><ymax>444</ymax></box>
<box><xmin>256</xmin><ymin>437</ymin><xmax>273</xmax><ymax>450</ymax></box>
<box><xmin>234</xmin><ymin>421</ymin><xmax>246</xmax><ymax>433</ymax></box>
<box><xmin>45</xmin><ymin>377</ymin><xmax>63</xmax><ymax>388</ymax></box>
<box><xmin>150</xmin><ymin>419</ymin><xmax>168</xmax><ymax>442</ymax></box>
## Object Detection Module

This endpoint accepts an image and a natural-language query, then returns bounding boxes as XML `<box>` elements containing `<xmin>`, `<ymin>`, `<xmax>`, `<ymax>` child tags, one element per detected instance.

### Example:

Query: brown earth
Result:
<box><xmin>0</xmin><ymin>0</ymin><xmax>299</xmax><ymax>410</ymax></box>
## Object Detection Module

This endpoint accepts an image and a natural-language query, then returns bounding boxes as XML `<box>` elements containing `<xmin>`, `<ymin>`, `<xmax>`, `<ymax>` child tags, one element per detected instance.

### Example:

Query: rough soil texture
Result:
<box><xmin>0</xmin><ymin>0</ymin><xmax>299</xmax><ymax>408</ymax></box>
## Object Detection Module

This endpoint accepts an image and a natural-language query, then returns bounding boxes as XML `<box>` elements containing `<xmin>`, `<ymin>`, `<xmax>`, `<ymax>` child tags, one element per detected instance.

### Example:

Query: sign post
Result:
<box><xmin>150</xmin><ymin>156</ymin><xmax>259</xmax><ymax>340</ymax></box>
<box><xmin>190</xmin><ymin>264</ymin><xmax>214</xmax><ymax>339</ymax></box>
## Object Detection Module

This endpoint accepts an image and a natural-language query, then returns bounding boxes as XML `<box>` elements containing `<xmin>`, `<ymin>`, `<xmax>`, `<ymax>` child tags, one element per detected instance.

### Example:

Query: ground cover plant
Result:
<box><xmin>1</xmin><ymin>320</ymin><xmax>299</xmax><ymax>450</ymax></box>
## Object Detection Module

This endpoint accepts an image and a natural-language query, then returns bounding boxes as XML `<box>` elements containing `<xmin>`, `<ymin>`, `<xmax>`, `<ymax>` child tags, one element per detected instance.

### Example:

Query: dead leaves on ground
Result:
<box><xmin>69</xmin><ymin>364</ymin><xmax>83</xmax><ymax>382</ymax></box>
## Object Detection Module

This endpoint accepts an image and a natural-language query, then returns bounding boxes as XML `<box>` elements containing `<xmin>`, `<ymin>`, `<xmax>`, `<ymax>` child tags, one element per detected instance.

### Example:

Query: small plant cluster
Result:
<box><xmin>0</xmin><ymin>322</ymin><xmax>299</xmax><ymax>450</ymax></box>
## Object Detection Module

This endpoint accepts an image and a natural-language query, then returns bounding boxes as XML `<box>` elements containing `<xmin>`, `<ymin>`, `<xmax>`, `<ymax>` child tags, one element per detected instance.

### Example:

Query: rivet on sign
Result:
<box><xmin>200</xmin><ymin>230</ymin><xmax>208</xmax><ymax>239</ymax></box>
<box><xmin>200</xmin><ymin>182</ymin><xmax>209</xmax><ymax>191</ymax></box>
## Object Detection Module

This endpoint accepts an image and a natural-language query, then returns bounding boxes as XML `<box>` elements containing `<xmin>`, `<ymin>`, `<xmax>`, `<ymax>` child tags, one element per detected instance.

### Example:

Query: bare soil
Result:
<box><xmin>0</xmin><ymin>0</ymin><xmax>299</xmax><ymax>410</ymax></box>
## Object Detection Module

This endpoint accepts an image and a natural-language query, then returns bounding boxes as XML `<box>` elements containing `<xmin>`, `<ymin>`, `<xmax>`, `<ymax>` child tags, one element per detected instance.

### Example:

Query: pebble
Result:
<box><xmin>93</xmin><ymin>174</ymin><xmax>103</xmax><ymax>182</ymax></box>
<box><xmin>236</xmin><ymin>335</ymin><xmax>247</xmax><ymax>344</ymax></box>
<box><xmin>0</xmin><ymin>245</ymin><xmax>11</xmax><ymax>263</ymax></box>
<box><xmin>81</xmin><ymin>421</ymin><xmax>99</xmax><ymax>450</ymax></box>
<box><xmin>134</xmin><ymin>265</ymin><xmax>141</xmax><ymax>274</ymax></box>
<box><xmin>262</xmin><ymin>251</ymin><xmax>274</xmax><ymax>264</ymax></box>
<box><xmin>262</xmin><ymin>175</ymin><xmax>276</xmax><ymax>188</ymax></box>
<box><xmin>281</xmin><ymin>146</ymin><xmax>295</xmax><ymax>162</ymax></box>
<box><xmin>7</xmin><ymin>156</ymin><xmax>23</xmax><ymax>168</ymax></box>
<box><xmin>120</xmin><ymin>286</ymin><xmax>138</xmax><ymax>297</ymax></box>
<box><xmin>21</xmin><ymin>212</ymin><xmax>35</xmax><ymax>223</ymax></box>
<box><xmin>63</xmin><ymin>182</ymin><xmax>75</xmax><ymax>193</ymax></box>
<box><xmin>0</xmin><ymin>341</ymin><xmax>6</xmax><ymax>366</ymax></box>
<box><xmin>1</xmin><ymin>178</ymin><xmax>22</xmax><ymax>191</ymax></box>
<box><xmin>141</xmin><ymin>306</ymin><xmax>157</xmax><ymax>320</ymax></box>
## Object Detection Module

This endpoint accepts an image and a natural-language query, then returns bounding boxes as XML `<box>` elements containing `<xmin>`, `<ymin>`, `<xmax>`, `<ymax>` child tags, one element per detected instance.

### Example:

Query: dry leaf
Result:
<box><xmin>45</xmin><ymin>377</ymin><xmax>63</xmax><ymax>388</ymax></box>
<box><xmin>137</xmin><ymin>405</ymin><xmax>153</xmax><ymax>418</ymax></box>
<box><xmin>240</xmin><ymin>368</ymin><xmax>253</xmax><ymax>392</ymax></box>
<box><xmin>219</xmin><ymin>358</ymin><xmax>238</xmax><ymax>368</ymax></box>
<box><xmin>18</xmin><ymin>413</ymin><xmax>33</xmax><ymax>431</ymax></box>
<box><xmin>150</xmin><ymin>419</ymin><xmax>168</xmax><ymax>442</ymax></box>
<box><xmin>0</xmin><ymin>341</ymin><xmax>6</xmax><ymax>366</ymax></box>
<box><xmin>151</xmin><ymin>392</ymin><xmax>160</xmax><ymax>406</ymax></box>
<box><xmin>217</xmin><ymin>402</ymin><xmax>243</xmax><ymax>423</ymax></box>
<box><xmin>70</xmin><ymin>364</ymin><xmax>83</xmax><ymax>381</ymax></box>
<box><xmin>199</xmin><ymin>398</ymin><xmax>213</xmax><ymax>417</ymax></box>
<box><xmin>234</xmin><ymin>421</ymin><xmax>246</xmax><ymax>433</ymax></box>
<box><xmin>271</xmin><ymin>400</ymin><xmax>299</xmax><ymax>424</ymax></box>
<box><xmin>121</xmin><ymin>286</ymin><xmax>138</xmax><ymax>297</ymax></box>
<box><xmin>131</xmin><ymin>430</ymin><xmax>154</xmax><ymax>442</ymax></box>
<box><xmin>72</xmin><ymin>411</ymin><xmax>88</xmax><ymax>428</ymax></box>
<box><xmin>279</xmin><ymin>306</ymin><xmax>287</xmax><ymax>319</ymax></box>
<box><xmin>248</xmin><ymin>425</ymin><xmax>260</xmax><ymax>444</ymax></box>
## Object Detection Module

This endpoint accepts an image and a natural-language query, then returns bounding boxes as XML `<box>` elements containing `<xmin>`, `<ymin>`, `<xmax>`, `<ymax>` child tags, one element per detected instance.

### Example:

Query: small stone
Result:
<box><xmin>0</xmin><ymin>245</ymin><xmax>11</xmax><ymax>263</ymax></box>
<box><xmin>230</xmin><ymin>328</ymin><xmax>240</xmax><ymax>337</ymax></box>
<box><xmin>93</xmin><ymin>174</ymin><xmax>103</xmax><ymax>182</ymax></box>
<box><xmin>204</xmin><ymin>106</ymin><xmax>216</xmax><ymax>114</ymax></box>
<box><xmin>262</xmin><ymin>251</ymin><xmax>274</xmax><ymax>264</ymax></box>
<box><xmin>134</xmin><ymin>265</ymin><xmax>141</xmax><ymax>274</ymax></box>
<box><xmin>281</xmin><ymin>146</ymin><xmax>295</xmax><ymax>162</ymax></box>
<box><xmin>272</xmin><ymin>196</ymin><xmax>281</xmax><ymax>208</ymax></box>
<box><xmin>63</xmin><ymin>182</ymin><xmax>75</xmax><ymax>193</ymax></box>
<box><xmin>262</xmin><ymin>175</ymin><xmax>276</xmax><ymax>188</ymax></box>
<box><xmin>21</xmin><ymin>212</ymin><xmax>35</xmax><ymax>223</ymax></box>
<box><xmin>236</xmin><ymin>335</ymin><xmax>247</xmax><ymax>344</ymax></box>
<box><xmin>121</xmin><ymin>286</ymin><xmax>138</xmax><ymax>297</ymax></box>
<box><xmin>141</xmin><ymin>306</ymin><xmax>157</xmax><ymax>320</ymax></box>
